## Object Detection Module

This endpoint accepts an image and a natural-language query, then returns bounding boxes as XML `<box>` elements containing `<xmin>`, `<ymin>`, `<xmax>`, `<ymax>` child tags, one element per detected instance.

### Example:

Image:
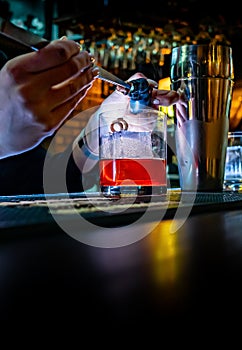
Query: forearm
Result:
<box><xmin>0</xmin><ymin>68</ymin><xmax>54</xmax><ymax>159</ymax></box>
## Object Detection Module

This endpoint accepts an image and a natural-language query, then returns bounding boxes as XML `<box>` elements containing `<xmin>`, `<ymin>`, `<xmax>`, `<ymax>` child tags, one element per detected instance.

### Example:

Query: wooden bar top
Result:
<box><xmin>0</xmin><ymin>190</ymin><xmax>242</xmax><ymax>334</ymax></box>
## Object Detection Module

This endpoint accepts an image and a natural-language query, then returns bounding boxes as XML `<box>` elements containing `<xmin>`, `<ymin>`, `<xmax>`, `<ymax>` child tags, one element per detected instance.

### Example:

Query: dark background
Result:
<box><xmin>1</xmin><ymin>0</ymin><xmax>242</xmax><ymax>79</ymax></box>
<box><xmin>56</xmin><ymin>0</ymin><xmax>242</xmax><ymax>79</ymax></box>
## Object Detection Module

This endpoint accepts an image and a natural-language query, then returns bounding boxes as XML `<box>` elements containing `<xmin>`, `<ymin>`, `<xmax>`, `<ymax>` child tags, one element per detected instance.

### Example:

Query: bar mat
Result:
<box><xmin>0</xmin><ymin>190</ymin><xmax>242</xmax><ymax>229</ymax></box>
<box><xmin>1</xmin><ymin>190</ymin><xmax>242</xmax><ymax>203</ymax></box>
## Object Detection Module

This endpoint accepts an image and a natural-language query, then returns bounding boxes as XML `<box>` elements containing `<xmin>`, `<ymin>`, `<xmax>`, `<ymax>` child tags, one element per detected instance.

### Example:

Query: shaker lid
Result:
<box><xmin>170</xmin><ymin>44</ymin><xmax>234</xmax><ymax>81</ymax></box>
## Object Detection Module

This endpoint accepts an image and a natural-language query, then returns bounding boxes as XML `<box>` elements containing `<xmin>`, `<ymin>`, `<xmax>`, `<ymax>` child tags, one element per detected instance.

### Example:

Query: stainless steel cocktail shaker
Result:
<box><xmin>170</xmin><ymin>44</ymin><xmax>234</xmax><ymax>191</ymax></box>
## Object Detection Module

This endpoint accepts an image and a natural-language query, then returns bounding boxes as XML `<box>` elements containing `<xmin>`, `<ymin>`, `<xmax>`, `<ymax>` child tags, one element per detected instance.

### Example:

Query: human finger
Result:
<box><xmin>16</xmin><ymin>52</ymin><xmax>97</xmax><ymax>110</ymax></box>
<box><xmin>127</xmin><ymin>72</ymin><xmax>147</xmax><ymax>81</ymax></box>
<box><xmin>5</xmin><ymin>39</ymin><xmax>83</xmax><ymax>78</ymax></box>
<box><xmin>48</xmin><ymin>71</ymin><xmax>97</xmax><ymax>111</ymax></box>
<box><xmin>151</xmin><ymin>89</ymin><xmax>179</xmax><ymax>107</ymax></box>
<box><xmin>50</xmin><ymin>84</ymin><xmax>93</xmax><ymax>123</ymax></box>
<box><xmin>51</xmin><ymin>58</ymin><xmax>97</xmax><ymax>90</ymax></box>
<box><xmin>10</xmin><ymin>49</ymin><xmax>94</xmax><ymax>90</ymax></box>
<box><xmin>27</xmin><ymin>82</ymin><xmax>94</xmax><ymax>131</ymax></box>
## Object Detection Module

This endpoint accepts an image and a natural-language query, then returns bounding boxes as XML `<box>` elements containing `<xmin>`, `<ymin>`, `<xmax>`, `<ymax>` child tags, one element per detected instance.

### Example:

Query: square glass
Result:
<box><xmin>224</xmin><ymin>131</ymin><xmax>242</xmax><ymax>191</ymax></box>
<box><xmin>99</xmin><ymin>107</ymin><xmax>167</xmax><ymax>198</ymax></box>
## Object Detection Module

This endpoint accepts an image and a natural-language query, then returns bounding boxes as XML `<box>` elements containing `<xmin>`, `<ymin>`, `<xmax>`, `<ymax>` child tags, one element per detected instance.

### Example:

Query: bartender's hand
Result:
<box><xmin>116</xmin><ymin>72</ymin><xmax>179</xmax><ymax>107</ymax></box>
<box><xmin>0</xmin><ymin>39</ymin><xmax>98</xmax><ymax>159</ymax></box>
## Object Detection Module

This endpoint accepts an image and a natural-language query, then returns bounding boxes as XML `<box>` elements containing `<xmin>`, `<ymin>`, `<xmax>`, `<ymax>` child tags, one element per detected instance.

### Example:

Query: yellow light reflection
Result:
<box><xmin>148</xmin><ymin>220</ymin><xmax>181</xmax><ymax>287</ymax></box>
<box><xmin>158</xmin><ymin>77</ymin><xmax>175</xmax><ymax>121</ymax></box>
<box><xmin>158</xmin><ymin>77</ymin><xmax>171</xmax><ymax>90</ymax></box>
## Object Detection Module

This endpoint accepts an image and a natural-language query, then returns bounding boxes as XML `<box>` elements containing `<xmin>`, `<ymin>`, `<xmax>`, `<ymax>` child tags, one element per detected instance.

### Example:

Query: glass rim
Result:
<box><xmin>228</xmin><ymin>131</ymin><xmax>242</xmax><ymax>137</ymax></box>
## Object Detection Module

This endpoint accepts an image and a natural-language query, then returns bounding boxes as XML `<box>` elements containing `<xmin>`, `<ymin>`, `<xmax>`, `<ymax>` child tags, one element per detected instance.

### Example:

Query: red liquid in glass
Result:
<box><xmin>99</xmin><ymin>158</ymin><xmax>167</xmax><ymax>187</ymax></box>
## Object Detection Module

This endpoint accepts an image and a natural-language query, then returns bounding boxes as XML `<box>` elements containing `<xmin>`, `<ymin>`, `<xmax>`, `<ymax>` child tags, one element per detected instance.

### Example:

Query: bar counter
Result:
<box><xmin>1</xmin><ymin>189</ymin><xmax>242</xmax><ymax>333</ymax></box>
